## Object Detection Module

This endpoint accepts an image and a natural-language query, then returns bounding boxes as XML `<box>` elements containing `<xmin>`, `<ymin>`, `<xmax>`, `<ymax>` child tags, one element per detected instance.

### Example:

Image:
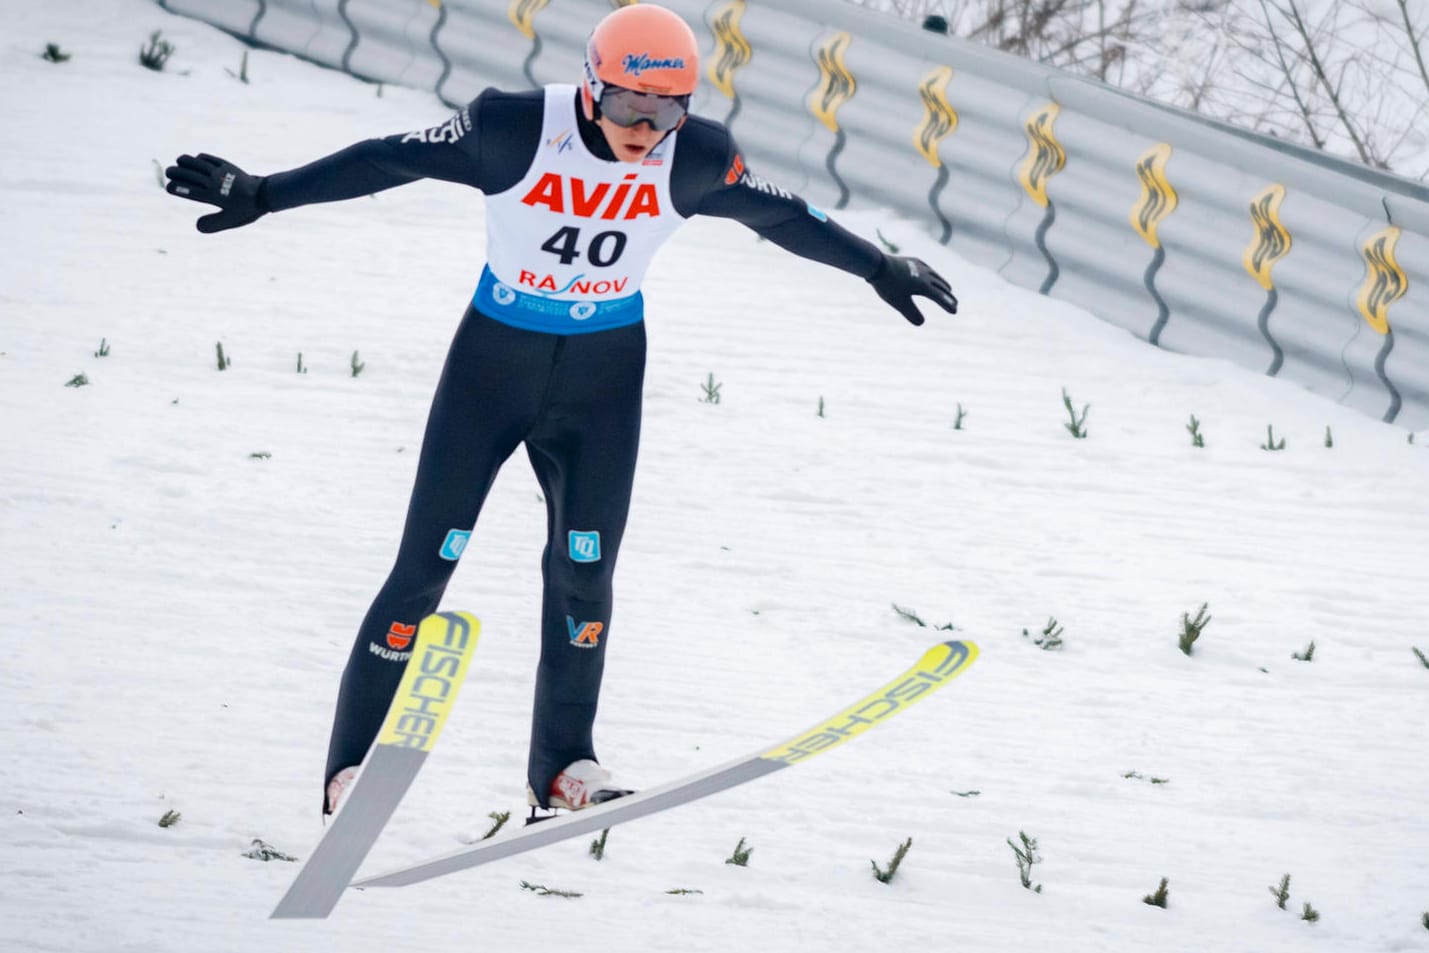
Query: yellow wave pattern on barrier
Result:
<box><xmin>1243</xmin><ymin>184</ymin><xmax>1291</xmax><ymax>290</ymax></box>
<box><xmin>1131</xmin><ymin>143</ymin><xmax>1178</xmax><ymax>249</ymax></box>
<box><xmin>915</xmin><ymin>66</ymin><xmax>958</xmax><ymax>168</ymax></box>
<box><xmin>507</xmin><ymin>0</ymin><xmax>551</xmax><ymax>40</ymax></box>
<box><xmin>1357</xmin><ymin>226</ymin><xmax>1407</xmax><ymax>335</ymax></box>
<box><xmin>1018</xmin><ymin>104</ymin><xmax>1065</xmax><ymax>208</ymax></box>
<box><xmin>809</xmin><ymin>32</ymin><xmax>855</xmax><ymax>133</ymax></box>
<box><xmin>707</xmin><ymin>0</ymin><xmax>751</xmax><ymax>100</ymax></box>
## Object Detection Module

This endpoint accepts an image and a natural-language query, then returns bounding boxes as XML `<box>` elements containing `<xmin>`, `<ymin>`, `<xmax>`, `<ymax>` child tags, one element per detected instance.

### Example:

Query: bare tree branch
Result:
<box><xmin>1280</xmin><ymin>0</ymin><xmax>1376</xmax><ymax>166</ymax></box>
<box><xmin>1397</xmin><ymin>0</ymin><xmax>1429</xmax><ymax>98</ymax></box>
<box><xmin>849</xmin><ymin>0</ymin><xmax>1429</xmax><ymax>177</ymax></box>
<box><xmin>1255</xmin><ymin>0</ymin><xmax>1326</xmax><ymax>149</ymax></box>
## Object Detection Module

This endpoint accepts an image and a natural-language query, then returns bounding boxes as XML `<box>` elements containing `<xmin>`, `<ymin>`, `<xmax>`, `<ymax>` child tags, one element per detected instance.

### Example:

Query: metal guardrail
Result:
<box><xmin>158</xmin><ymin>0</ymin><xmax>1428</xmax><ymax>430</ymax></box>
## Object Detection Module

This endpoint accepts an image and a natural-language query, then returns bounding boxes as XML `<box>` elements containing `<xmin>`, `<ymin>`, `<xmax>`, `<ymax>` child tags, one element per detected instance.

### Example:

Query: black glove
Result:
<box><xmin>868</xmin><ymin>254</ymin><xmax>958</xmax><ymax>326</ymax></box>
<box><xmin>165</xmin><ymin>153</ymin><xmax>267</xmax><ymax>233</ymax></box>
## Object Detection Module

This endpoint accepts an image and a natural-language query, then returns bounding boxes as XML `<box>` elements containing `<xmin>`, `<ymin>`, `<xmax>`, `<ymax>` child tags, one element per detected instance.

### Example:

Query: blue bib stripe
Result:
<box><xmin>474</xmin><ymin>266</ymin><xmax>645</xmax><ymax>335</ymax></box>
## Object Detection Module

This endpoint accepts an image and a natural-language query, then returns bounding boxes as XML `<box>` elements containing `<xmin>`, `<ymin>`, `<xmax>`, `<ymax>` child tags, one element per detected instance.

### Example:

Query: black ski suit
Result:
<box><xmin>239</xmin><ymin>86</ymin><xmax>926</xmax><ymax>808</ymax></box>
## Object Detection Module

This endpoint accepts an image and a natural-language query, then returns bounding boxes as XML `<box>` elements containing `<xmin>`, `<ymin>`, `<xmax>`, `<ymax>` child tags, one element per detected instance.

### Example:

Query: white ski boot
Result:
<box><xmin>325</xmin><ymin>765</ymin><xmax>359</xmax><ymax>816</ymax></box>
<box><xmin>528</xmin><ymin>759</ymin><xmax>632</xmax><ymax>812</ymax></box>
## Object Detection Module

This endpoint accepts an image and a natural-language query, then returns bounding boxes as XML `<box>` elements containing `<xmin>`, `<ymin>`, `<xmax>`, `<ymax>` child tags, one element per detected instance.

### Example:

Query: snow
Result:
<box><xmin>3</xmin><ymin>3</ymin><xmax>1428</xmax><ymax>951</ymax></box>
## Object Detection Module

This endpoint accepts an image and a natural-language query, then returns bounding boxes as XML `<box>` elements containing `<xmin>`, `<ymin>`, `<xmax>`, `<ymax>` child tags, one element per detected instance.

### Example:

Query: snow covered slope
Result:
<box><xmin>2</xmin><ymin>3</ymin><xmax>1426</xmax><ymax>952</ymax></box>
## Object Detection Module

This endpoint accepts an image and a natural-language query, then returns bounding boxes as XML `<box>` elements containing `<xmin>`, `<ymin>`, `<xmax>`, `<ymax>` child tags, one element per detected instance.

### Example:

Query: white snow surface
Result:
<box><xmin>3</xmin><ymin>4</ymin><xmax>1428</xmax><ymax>952</ymax></box>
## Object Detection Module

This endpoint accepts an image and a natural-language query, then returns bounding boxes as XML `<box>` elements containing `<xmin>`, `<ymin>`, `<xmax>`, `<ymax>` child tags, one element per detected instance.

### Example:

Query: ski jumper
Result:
<box><xmin>257</xmin><ymin>85</ymin><xmax>886</xmax><ymax>808</ymax></box>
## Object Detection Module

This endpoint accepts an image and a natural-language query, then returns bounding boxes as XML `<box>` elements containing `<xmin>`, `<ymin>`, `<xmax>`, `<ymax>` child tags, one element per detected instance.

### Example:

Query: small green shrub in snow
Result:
<box><xmin>1123</xmin><ymin>770</ymin><xmax>1169</xmax><ymax>785</ymax></box>
<box><xmin>892</xmin><ymin>603</ymin><xmax>926</xmax><ymax>626</ymax></box>
<box><xmin>1023</xmin><ymin>617</ymin><xmax>1064</xmax><ymax>650</ymax></box>
<box><xmin>1186</xmin><ymin>414</ymin><xmax>1205</xmax><ymax>447</ymax></box>
<box><xmin>520</xmin><ymin>880</ymin><xmax>581</xmax><ymax>898</ymax></box>
<box><xmin>1008</xmin><ymin>831</ymin><xmax>1042</xmax><ymax>892</ymax></box>
<box><xmin>1178</xmin><ymin>603</ymin><xmax>1211</xmax><ymax>656</ymax></box>
<box><xmin>139</xmin><ymin>31</ymin><xmax>174</xmax><ymax>71</ymax></box>
<box><xmin>699</xmin><ymin>372</ymin><xmax>721</xmax><ymax>404</ymax></box>
<box><xmin>588</xmin><ymin>828</ymin><xmax>609</xmax><ymax>860</ymax></box>
<box><xmin>42</xmin><ymin>43</ymin><xmax>72</xmax><ymax>63</ymax></box>
<box><xmin>1261</xmin><ymin>424</ymin><xmax>1286</xmax><ymax>451</ymax></box>
<box><xmin>726</xmin><ymin>836</ymin><xmax>752</xmax><ymax>866</ymax></box>
<box><xmin>1269</xmin><ymin>873</ymin><xmax>1292</xmax><ymax>909</ymax></box>
<box><xmin>243</xmin><ymin>839</ymin><xmax>296</xmax><ymax>862</ymax></box>
<box><xmin>481</xmin><ymin>810</ymin><xmax>510</xmax><ymax>841</ymax></box>
<box><xmin>891</xmin><ymin>603</ymin><xmax>957</xmax><ymax>631</ymax></box>
<box><xmin>1061</xmin><ymin>387</ymin><xmax>1089</xmax><ymax>438</ymax></box>
<box><xmin>1291</xmin><ymin>641</ymin><xmax>1316</xmax><ymax>662</ymax></box>
<box><xmin>1142</xmin><ymin>877</ymin><xmax>1169</xmax><ymax>908</ymax></box>
<box><xmin>871</xmin><ymin>837</ymin><xmax>912</xmax><ymax>884</ymax></box>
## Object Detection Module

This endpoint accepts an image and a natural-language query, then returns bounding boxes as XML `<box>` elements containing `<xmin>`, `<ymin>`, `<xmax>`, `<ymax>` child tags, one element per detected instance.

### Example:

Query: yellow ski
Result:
<box><xmin>271</xmin><ymin>611</ymin><xmax>479</xmax><ymax>919</ymax></box>
<box><xmin>354</xmin><ymin>639</ymin><xmax>977</xmax><ymax>891</ymax></box>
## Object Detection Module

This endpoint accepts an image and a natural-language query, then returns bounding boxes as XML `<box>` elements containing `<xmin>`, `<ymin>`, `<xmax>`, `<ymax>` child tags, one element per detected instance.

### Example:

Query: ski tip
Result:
<box><xmin>761</xmin><ymin>639</ymin><xmax>978</xmax><ymax>765</ymax></box>
<box><xmin>929</xmin><ymin>639</ymin><xmax>978</xmax><ymax>672</ymax></box>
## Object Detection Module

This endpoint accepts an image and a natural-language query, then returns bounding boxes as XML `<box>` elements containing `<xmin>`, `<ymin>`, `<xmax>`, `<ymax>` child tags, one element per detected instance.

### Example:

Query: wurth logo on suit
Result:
<box><xmin>724</xmin><ymin>154</ymin><xmax>745</xmax><ymax>185</ymax></box>
<box><xmin>386</xmin><ymin>622</ymin><xmax>416</xmax><ymax>650</ymax></box>
<box><xmin>369</xmin><ymin>621</ymin><xmax>417</xmax><ymax>662</ymax></box>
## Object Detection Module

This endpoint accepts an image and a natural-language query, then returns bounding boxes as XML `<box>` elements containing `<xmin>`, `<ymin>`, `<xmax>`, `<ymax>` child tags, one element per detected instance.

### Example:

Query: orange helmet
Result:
<box><xmin>581</xmin><ymin>4</ymin><xmax>700</xmax><ymax>121</ymax></box>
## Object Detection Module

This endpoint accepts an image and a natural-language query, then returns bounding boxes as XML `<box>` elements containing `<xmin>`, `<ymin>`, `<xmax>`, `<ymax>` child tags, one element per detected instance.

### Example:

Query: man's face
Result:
<box><xmin>596</xmin><ymin>114</ymin><xmax>676</xmax><ymax>163</ymax></box>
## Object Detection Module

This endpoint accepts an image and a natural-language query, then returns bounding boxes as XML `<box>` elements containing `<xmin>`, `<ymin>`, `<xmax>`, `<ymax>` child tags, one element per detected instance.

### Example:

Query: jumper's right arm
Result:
<box><xmin>164</xmin><ymin>89</ymin><xmax>537</xmax><ymax>234</ymax></box>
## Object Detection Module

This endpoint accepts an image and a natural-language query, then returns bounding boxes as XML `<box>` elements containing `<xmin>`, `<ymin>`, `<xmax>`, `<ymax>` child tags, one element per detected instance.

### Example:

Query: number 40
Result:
<box><xmin>540</xmin><ymin>227</ymin><xmax>627</xmax><ymax>267</ymax></box>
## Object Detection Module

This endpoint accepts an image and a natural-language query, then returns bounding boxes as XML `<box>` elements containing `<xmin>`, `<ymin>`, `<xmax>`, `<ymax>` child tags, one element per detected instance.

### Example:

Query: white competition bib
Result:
<box><xmin>476</xmin><ymin>84</ymin><xmax>686</xmax><ymax>334</ymax></box>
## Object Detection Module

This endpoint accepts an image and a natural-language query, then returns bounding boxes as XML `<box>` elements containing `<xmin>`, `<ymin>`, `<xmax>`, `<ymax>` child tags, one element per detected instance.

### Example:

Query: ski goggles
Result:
<box><xmin>598</xmin><ymin>87</ymin><xmax>690</xmax><ymax>132</ymax></box>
